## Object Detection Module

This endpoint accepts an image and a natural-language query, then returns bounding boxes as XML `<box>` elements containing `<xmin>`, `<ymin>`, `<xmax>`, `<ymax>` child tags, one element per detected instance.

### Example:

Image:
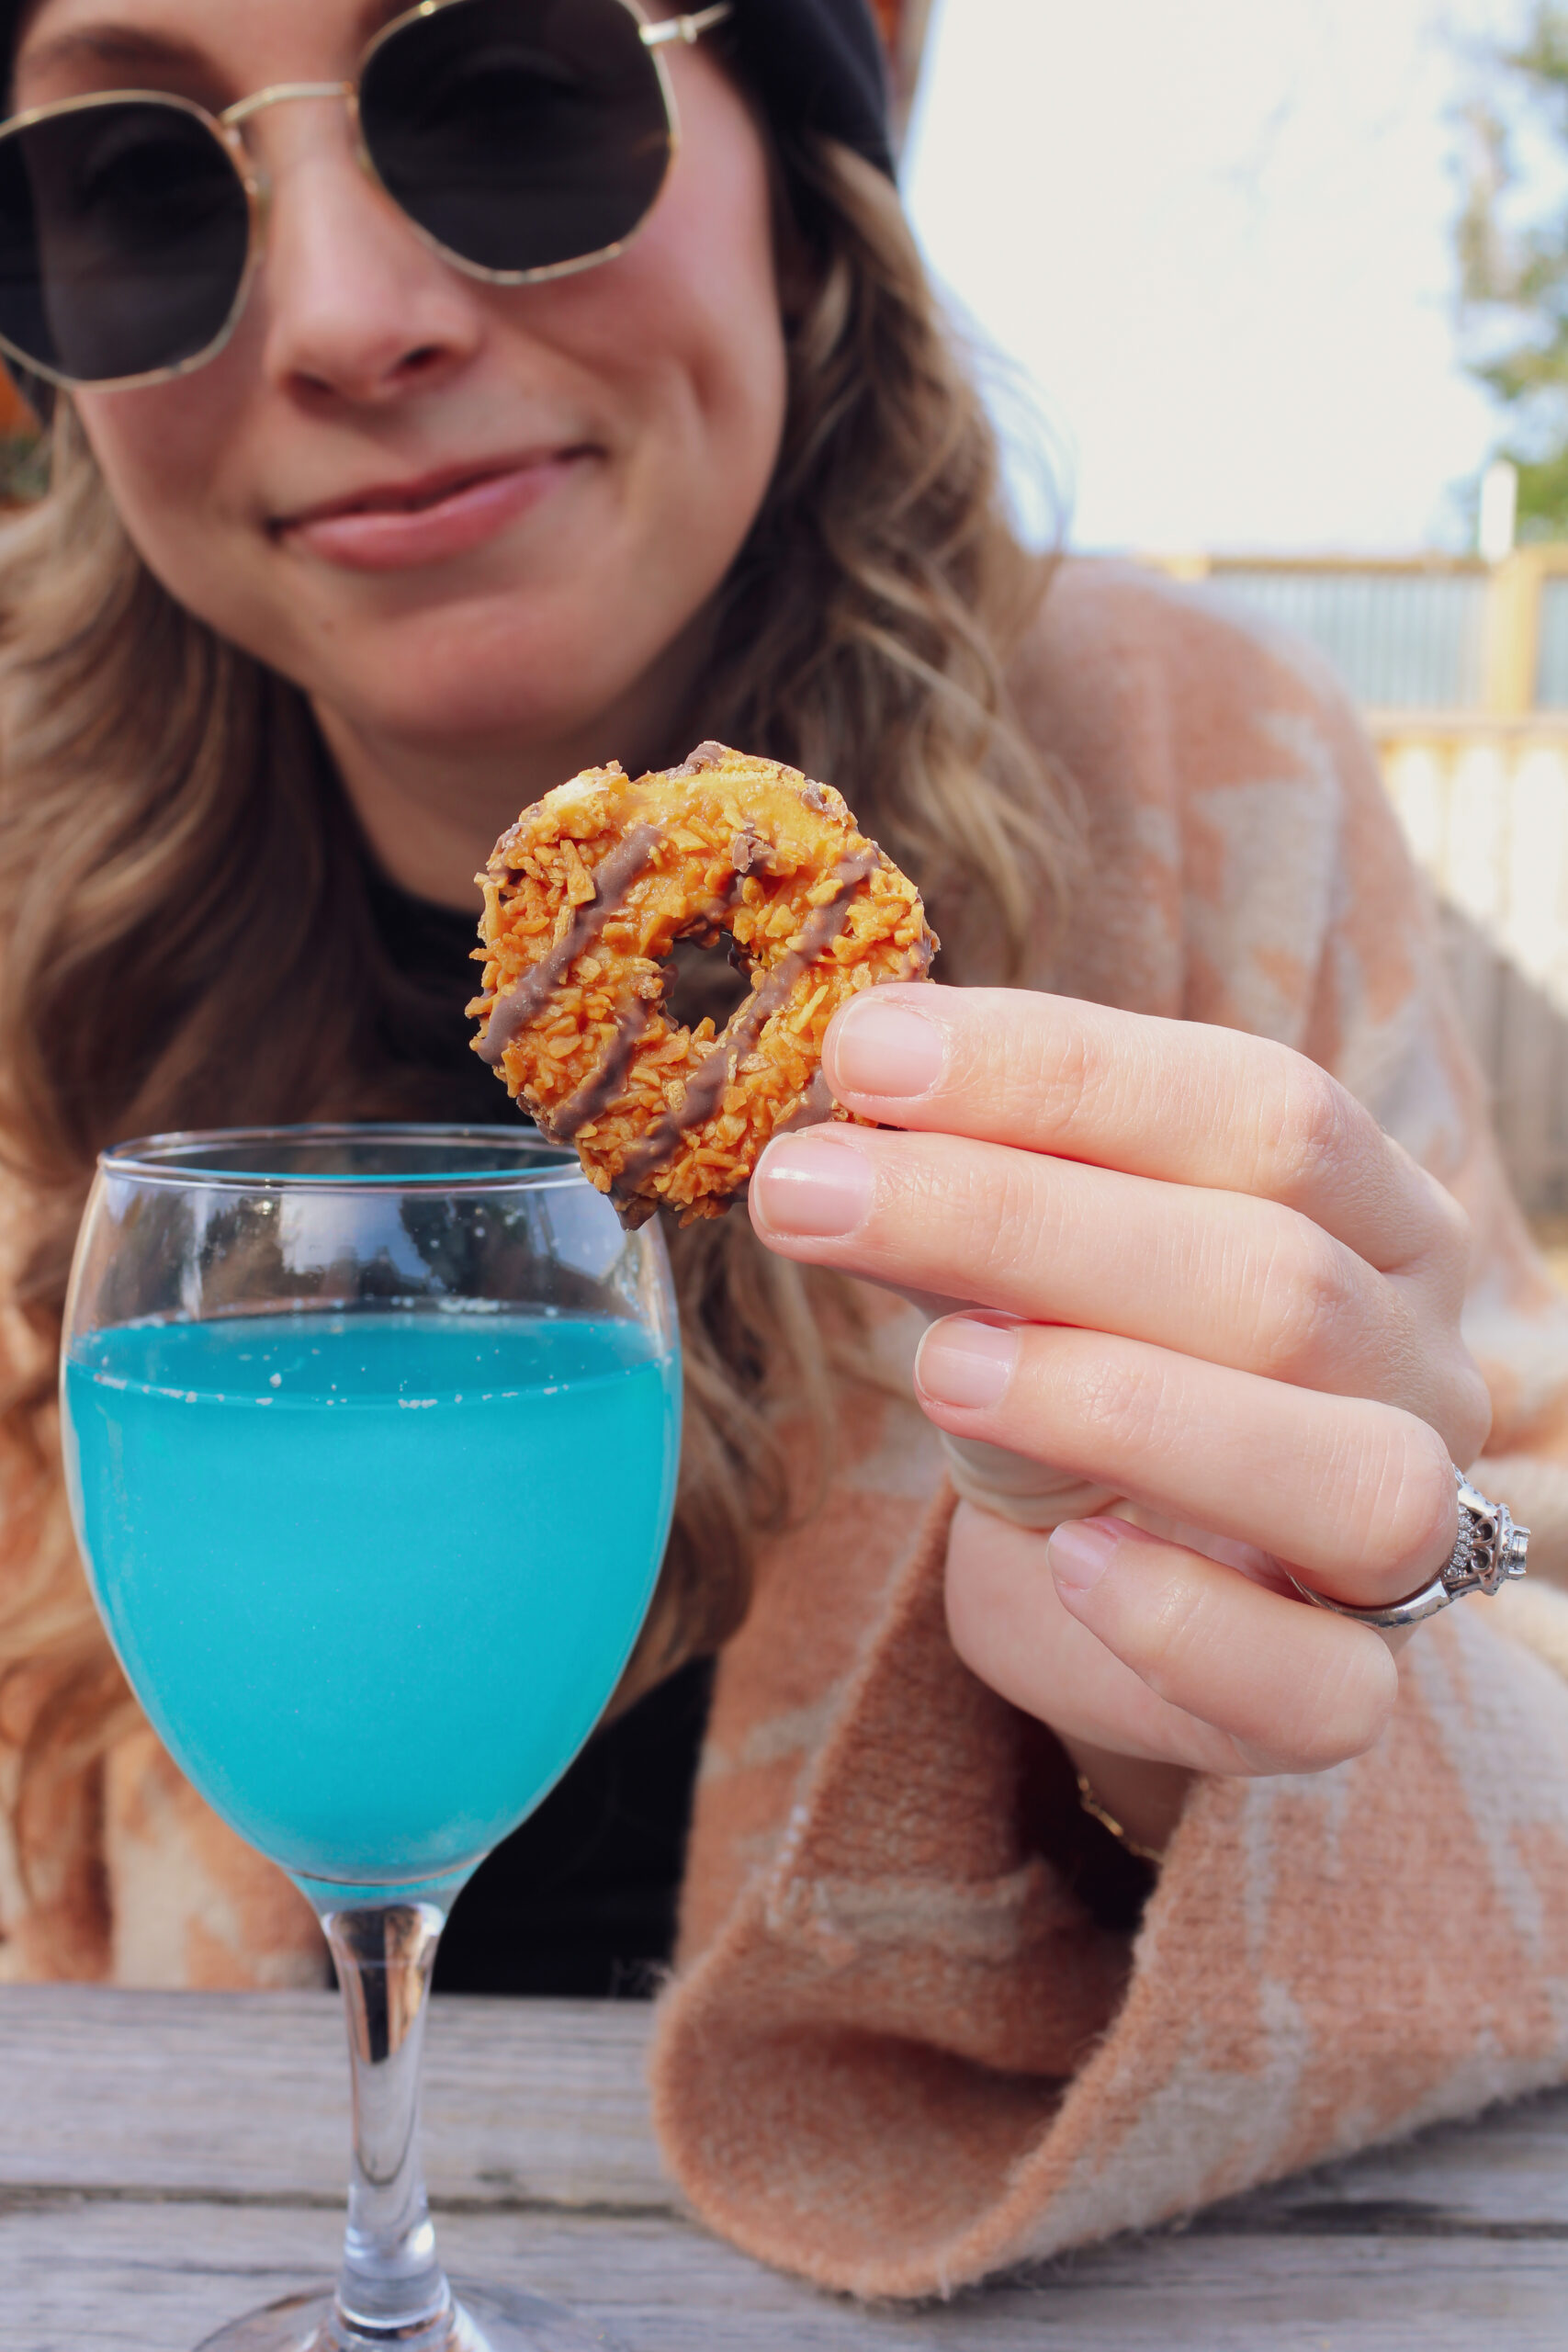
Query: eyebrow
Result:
<box><xmin>15</xmin><ymin>2</ymin><xmax>410</xmax><ymax>100</ymax></box>
<box><xmin>16</xmin><ymin>27</ymin><xmax>216</xmax><ymax>85</ymax></box>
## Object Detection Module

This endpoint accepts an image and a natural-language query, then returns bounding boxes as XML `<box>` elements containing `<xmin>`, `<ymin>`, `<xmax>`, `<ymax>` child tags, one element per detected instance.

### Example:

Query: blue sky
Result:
<box><xmin>902</xmin><ymin>0</ymin><xmax>1514</xmax><ymax>554</ymax></box>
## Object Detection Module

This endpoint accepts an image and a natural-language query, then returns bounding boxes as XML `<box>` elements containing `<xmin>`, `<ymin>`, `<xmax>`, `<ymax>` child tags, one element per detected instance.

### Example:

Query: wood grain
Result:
<box><xmin>6</xmin><ymin>1987</ymin><xmax>1568</xmax><ymax>2350</ymax></box>
<box><xmin>0</xmin><ymin>1987</ymin><xmax>663</xmax><ymax>2208</ymax></box>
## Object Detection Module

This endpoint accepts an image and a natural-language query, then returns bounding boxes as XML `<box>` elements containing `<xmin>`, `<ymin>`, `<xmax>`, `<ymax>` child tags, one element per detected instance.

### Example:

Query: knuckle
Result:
<box><xmin>1134</xmin><ymin>1579</ymin><xmax>1396</xmax><ymax>1772</ymax></box>
<box><xmin>1255</xmin><ymin>1219</ymin><xmax>1359</xmax><ymax>1384</ymax></box>
<box><xmin>1274</xmin><ymin>1701</ymin><xmax>1388</xmax><ymax>1773</ymax></box>
<box><xmin>964</xmin><ymin>1150</ymin><xmax>1051</xmax><ymax>1291</ymax></box>
<box><xmin>1443</xmin><ymin>1355</ymin><xmax>1494</xmax><ymax>1466</ymax></box>
<box><xmin>1262</xmin><ymin>1057</ymin><xmax>1361</xmax><ymax>1203</ymax></box>
<box><xmin>1134</xmin><ymin>1576</ymin><xmax>1218</xmax><ymax>1707</ymax></box>
<box><xmin>878</xmin><ymin>1136</ymin><xmax>948</xmax><ymax>1238</ymax></box>
<box><xmin>1422</xmin><ymin>1170</ymin><xmax>1472</xmax><ymax>1272</ymax></box>
<box><xmin>1070</xmin><ymin>1345</ymin><xmax>1167</xmax><ymax>1462</ymax></box>
<box><xmin>1393</xmin><ymin>1153</ymin><xmax>1473</xmax><ymax>1285</ymax></box>
<box><xmin>1282</xmin><ymin>1632</ymin><xmax>1399</xmax><ymax>1770</ymax></box>
<box><xmin>1012</xmin><ymin>1014</ymin><xmax>1103</xmax><ymax>1148</ymax></box>
<box><xmin>1359</xmin><ymin>1417</ymin><xmax>1457</xmax><ymax>1587</ymax></box>
<box><xmin>1237</xmin><ymin>1676</ymin><xmax>1393</xmax><ymax>1774</ymax></box>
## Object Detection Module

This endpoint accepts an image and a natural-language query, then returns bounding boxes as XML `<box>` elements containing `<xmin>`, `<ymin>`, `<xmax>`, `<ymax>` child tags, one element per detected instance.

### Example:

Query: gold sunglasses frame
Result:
<box><xmin>0</xmin><ymin>0</ymin><xmax>732</xmax><ymax>393</ymax></box>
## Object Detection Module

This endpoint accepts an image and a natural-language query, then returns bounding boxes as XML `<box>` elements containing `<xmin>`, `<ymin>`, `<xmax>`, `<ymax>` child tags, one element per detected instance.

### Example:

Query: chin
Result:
<box><xmin>339</xmin><ymin>650</ymin><xmax>621</xmax><ymax>753</ymax></box>
<box><xmin>298</xmin><ymin>599</ymin><xmax>649</xmax><ymax>750</ymax></box>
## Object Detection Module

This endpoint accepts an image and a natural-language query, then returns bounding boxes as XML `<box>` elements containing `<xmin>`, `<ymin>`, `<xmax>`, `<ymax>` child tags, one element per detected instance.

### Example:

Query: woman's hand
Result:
<box><xmin>748</xmin><ymin>986</ymin><xmax>1492</xmax><ymax>1851</ymax></box>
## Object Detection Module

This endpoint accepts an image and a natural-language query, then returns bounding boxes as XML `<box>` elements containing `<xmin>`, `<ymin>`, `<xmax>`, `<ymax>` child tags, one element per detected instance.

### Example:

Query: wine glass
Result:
<box><xmin>61</xmin><ymin>1125</ymin><xmax>681</xmax><ymax>2352</ymax></box>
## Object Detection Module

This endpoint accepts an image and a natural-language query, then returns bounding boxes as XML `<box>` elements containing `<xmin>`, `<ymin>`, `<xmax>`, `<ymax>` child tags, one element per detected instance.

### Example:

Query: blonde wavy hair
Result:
<box><xmin>0</xmin><ymin>130</ymin><xmax>1079</xmax><ymax>1958</ymax></box>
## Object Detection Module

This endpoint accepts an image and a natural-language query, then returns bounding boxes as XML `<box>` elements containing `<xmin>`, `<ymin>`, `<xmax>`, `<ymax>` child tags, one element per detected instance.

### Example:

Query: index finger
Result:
<box><xmin>822</xmin><ymin>985</ymin><xmax>1460</xmax><ymax>1275</ymax></box>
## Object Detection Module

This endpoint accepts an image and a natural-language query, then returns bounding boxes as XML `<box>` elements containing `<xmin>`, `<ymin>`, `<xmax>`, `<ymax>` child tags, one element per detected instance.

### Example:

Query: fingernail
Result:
<box><xmin>829</xmin><ymin>996</ymin><xmax>946</xmax><ymax>1100</ymax></box>
<box><xmin>915</xmin><ymin>1316</ymin><xmax>1018</xmax><ymax>1409</ymax></box>
<box><xmin>751</xmin><ymin>1134</ymin><xmax>874</xmax><ymax>1238</ymax></box>
<box><xmin>1047</xmin><ymin>1518</ymin><xmax>1123</xmax><ymax>1597</ymax></box>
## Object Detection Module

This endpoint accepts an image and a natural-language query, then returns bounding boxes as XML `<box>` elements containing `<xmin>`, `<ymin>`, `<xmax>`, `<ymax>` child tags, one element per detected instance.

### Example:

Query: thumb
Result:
<box><xmin>941</xmin><ymin>1430</ymin><xmax>1122</xmax><ymax>1532</ymax></box>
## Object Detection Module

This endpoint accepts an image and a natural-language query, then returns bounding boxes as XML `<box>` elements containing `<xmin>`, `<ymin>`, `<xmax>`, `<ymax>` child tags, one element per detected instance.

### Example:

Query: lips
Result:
<box><xmin>275</xmin><ymin>449</ymin><xmax>593</xmax><ymax>571</ymax></box>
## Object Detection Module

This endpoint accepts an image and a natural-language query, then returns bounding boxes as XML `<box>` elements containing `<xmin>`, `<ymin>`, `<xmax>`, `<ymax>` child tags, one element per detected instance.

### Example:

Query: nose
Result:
<box><xmin>250</xmin><ymin>102</ymin><xmax>484</xmax><ymax>405</ymax></box>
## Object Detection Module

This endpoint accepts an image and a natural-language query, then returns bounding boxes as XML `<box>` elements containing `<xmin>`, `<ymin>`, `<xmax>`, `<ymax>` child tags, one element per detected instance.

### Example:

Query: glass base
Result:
<box><xmin>193</xmin><ymin>2280</ymin><xmax>621</xmax><ymax>2351</ymax></box>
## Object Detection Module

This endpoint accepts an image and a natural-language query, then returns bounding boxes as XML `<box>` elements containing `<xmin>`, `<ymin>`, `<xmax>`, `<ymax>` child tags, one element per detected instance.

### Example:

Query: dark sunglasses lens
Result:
<box><xmin>361</xmin><ymin>0</ymin><xmax>672</xmax><ymax>277</ymax></box>
<box><xmin>0</xmin><ymin>101</ymin><xmax>249</xmax><ymax>383</ymax></box>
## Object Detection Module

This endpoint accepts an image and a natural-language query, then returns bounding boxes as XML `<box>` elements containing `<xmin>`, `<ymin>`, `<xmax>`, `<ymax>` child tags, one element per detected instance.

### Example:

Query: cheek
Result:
<box><xmin>558</xmin><ymin>76</ymin><xmax>789</xmax><ymax>544</ymax></box>
<box><xmin>73</xmin><ymin>368</ymin><xmax>259</xmax><ymax>616</ymax></box>
<box><xmin>596</xmin><ymin>256</ymin><xmax>786</xmax><ymax>530</ymax></box>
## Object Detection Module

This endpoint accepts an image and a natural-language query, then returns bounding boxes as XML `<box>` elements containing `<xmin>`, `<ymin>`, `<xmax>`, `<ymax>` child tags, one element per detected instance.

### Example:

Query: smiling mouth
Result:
<box><xmin>276</xmin><ymin>451</ymin><xmax>592</xmax><ymax>533</ymax></box>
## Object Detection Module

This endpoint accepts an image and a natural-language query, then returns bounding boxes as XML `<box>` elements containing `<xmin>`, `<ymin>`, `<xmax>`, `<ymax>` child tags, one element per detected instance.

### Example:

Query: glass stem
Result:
<box><xmin>321</xmin><ymin>1902</ymin><xmax>452</xmax><ymax>2346</ymax></box>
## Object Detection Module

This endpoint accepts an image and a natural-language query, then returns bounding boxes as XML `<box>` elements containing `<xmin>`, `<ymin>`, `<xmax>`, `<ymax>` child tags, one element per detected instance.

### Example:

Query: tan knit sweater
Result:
<box><xmin>8</xmin><ymin>558</ymin><xmax>1568</xmax><ymax>2297</ymax></box>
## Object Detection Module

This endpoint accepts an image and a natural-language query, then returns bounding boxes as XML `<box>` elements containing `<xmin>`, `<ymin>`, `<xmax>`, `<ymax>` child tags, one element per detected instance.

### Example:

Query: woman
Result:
<box><xmin>2</xmin><ymin>0</ymin><xmax>1568</xmax><ymax>2300</ymax></box>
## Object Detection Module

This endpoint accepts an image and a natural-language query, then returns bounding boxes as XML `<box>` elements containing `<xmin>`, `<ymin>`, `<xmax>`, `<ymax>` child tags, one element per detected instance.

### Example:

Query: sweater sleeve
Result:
<box><xmin>649</xmin><ymin>566</ymin><xmax>1568</xmax><ymax>2297</ymax></box>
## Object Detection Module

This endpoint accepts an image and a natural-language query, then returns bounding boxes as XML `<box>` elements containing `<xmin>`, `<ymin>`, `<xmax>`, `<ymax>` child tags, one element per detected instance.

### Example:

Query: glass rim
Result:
<box><xmin>97</xmin><ymin>1121</ymin><xmax>588</xmax><ymax>1195</ymax></box>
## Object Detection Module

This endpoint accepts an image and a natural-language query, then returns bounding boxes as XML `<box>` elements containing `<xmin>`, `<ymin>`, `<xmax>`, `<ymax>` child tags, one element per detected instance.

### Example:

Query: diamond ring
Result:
<box><xmin>1289</xmin><ymin>1467</ymin><xmax>1529</xmax><ymax>1630</ymax></box>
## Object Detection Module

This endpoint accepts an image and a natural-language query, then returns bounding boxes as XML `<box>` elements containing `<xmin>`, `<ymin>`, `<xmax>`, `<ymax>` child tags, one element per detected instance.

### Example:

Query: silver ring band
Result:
<box><xmin>1289</xmin><ymin>1467</ymin><xmax>1529</xmax><ymax>1629</ymax></box>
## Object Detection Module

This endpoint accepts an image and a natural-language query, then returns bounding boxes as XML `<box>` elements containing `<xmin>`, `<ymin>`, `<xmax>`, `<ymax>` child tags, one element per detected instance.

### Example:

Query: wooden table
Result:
<box><xmin>6</xmin><ymin>1986</ymin><xmax>1568</xmax><ymax>2349</ymax></box>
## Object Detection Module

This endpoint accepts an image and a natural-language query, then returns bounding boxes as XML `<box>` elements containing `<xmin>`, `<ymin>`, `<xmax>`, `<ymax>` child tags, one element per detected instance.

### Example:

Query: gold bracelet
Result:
<box><xmin>1075</xmin><ymin>1771</ymin><xmax>1164</xmax><ymax>1867</ymax></box>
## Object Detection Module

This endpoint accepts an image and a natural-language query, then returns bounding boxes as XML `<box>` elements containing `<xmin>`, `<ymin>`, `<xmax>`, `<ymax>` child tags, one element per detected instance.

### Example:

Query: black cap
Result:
<box><xmin>0</xmin><ymin>1</ymin><xmax>897</xmax><ymax>174</ymax></box>
<box><xmin>730</xmin><ymin>0</ymin><xmax>895</xmax><ymax>177</ymax></box>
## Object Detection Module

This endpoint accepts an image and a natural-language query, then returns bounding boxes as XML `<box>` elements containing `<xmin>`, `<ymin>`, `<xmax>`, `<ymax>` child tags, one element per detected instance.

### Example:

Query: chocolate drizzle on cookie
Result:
<box><xmin>476</xmin><ymin>823</ymin><xmax>660</xmax><ymax>1068</ymax></box>
<box><xmin>609</xmin><ymin>845</ymin><xmax>883</xmax><ymax>1205</ymax></box>
<box><xmin>549</xmin><ymin>996</ymin><xmax>655</xmax><ymax>1141</ymax></box>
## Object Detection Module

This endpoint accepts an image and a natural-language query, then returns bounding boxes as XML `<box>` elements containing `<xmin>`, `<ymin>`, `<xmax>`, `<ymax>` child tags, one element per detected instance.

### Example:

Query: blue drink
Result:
<box><xmin>63</xmin><ymin>1308</ymin><xmax>679</xmax><ymax>1896</ymax></box>
<box><xmin>62</xmin><ymin>1126</ymin><xmax>681</xmax><ymax>2346</ymax></box>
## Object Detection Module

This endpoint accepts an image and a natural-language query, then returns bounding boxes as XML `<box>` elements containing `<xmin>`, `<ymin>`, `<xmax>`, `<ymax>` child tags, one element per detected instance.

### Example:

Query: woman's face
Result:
<box><xmin>14</xmin><ymin>0</ymin><xmax>790</xmax><ymax>775</ymax></box>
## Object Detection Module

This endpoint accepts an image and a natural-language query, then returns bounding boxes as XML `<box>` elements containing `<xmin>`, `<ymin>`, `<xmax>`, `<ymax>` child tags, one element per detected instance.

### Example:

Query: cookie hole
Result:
<box><xmin>664</xmin><ymin>934</ymin><xmax>751</xmax><ymax>1032</ymax></box>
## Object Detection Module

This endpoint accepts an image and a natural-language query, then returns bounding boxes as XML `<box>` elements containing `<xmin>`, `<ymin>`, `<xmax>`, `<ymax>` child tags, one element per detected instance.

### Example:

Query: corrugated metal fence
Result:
<box><xmin>1537</xmin><ymin>579</ymin><xmax>1568</xmax><ymax>708</ymax></box>
<box><xmin>1376</xmin><ymin>723</ymin><xmax>1568</xmax><ymax>1216</ymax></box>
<box><xmin>1208</xmin><ymin>569</ymin><xmax>1490</xmax><ymax>709</ymax></box>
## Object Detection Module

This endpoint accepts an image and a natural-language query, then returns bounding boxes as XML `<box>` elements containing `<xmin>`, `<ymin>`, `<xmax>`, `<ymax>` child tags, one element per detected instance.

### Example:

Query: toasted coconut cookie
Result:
<box><xmin>468</xmin><ymin>741</ymin><xmax>938</xmax><ymax>1227</ymax></box>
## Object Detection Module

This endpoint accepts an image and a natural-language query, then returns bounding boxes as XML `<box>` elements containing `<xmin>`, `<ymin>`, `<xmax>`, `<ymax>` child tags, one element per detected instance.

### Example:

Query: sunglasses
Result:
<box><xmin>0</xmin><ymin>0</ymin><xmax>732</xmax><ymax>391</ymax></box>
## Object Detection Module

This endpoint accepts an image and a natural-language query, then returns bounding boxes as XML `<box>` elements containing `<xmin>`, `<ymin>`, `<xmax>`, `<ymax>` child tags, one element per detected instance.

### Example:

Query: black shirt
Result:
<box><xmin>367</xmin><ymin>873</ymin><xmax>710</xmax><ymax>1997</ymax></box>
